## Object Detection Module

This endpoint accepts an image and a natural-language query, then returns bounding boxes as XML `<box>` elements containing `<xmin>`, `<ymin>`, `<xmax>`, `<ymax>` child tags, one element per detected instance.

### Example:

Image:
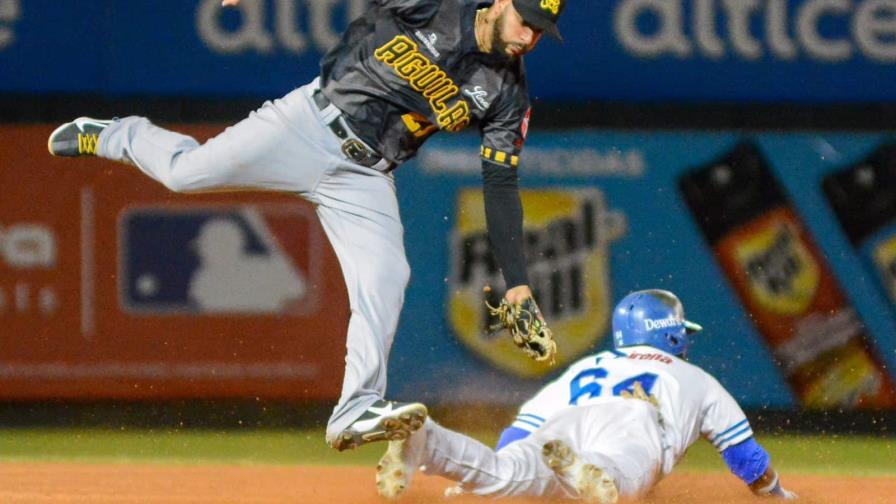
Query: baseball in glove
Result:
<box><xmin>484</xmin><ymin>287</ymin><xmax>557</xmax><ymax>364</ymax></box>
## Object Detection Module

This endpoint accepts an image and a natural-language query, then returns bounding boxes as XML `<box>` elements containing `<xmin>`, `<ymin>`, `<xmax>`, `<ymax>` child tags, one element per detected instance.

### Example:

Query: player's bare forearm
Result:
<box><xmin>222</xmin><ymin>0</ymin><xmax>240</xmax><ymax>6</ymax></box>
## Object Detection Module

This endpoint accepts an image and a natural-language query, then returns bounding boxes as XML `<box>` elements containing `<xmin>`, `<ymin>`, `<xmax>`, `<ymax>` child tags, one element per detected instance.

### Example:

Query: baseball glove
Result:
<box><xmin>484</xmin><ymin>290</ymin><xmax>557</xmax><ymax>364</ymax></box>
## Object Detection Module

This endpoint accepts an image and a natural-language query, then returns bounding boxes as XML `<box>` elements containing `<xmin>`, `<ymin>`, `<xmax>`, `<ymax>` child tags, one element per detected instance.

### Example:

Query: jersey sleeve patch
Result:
<box><xmin>481</xmin><ymin>145</ymin><xmax>519</xmax><ymax>168</ymax></box>
<box><xmin>517</xmin><ymin>107</ymin><xmax>531</xmax><ymax>148</ymax></box>
<box><xmin>709</xmin><ymin>418</ymin><xmax>754</xmax><ymax>452</ymax></box>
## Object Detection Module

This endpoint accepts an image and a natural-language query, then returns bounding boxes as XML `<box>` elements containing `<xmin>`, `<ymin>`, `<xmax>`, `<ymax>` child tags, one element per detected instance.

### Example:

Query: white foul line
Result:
<box><xmin>81</xmin><ymin>187</ymin><xmax>95</xmax><ymax>339</ymax></box>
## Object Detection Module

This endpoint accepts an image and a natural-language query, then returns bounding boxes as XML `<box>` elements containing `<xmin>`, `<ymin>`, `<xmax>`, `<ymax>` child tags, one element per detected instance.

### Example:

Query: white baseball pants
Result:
<box><xmin>96</xmin><ymin>78</ymin><xmax>409</xmax><ymax>444</ymax></box>
<box><xmin>418</xmin><ymin>400</ymin><xmax>666</xmax><ymax>498</ymax></box>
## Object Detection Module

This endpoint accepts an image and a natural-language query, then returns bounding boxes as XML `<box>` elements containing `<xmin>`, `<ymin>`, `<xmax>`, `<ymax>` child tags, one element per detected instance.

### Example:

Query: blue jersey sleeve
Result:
<box><xmin>495</xmin><ymin>426</ymin><xmax>531</xmax><ymax>451</ymax></box>
<box><xmin>721</xmin><ymin>437</ymin><xmax>770</xmax><ymax>485</ymax></box>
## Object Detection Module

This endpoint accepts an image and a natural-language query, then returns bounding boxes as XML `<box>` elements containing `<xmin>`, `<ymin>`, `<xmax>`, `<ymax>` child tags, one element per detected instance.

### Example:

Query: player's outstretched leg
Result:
<box><xmin>333</xmin><ymin>400</ymin><xmax>427</xmax><ymax>452</ymax></box>
<box><xmin>376</xmin><ymin>425</ymin><xmax>427</xmax><ymax>499</ymax></box>
<box><xmin>47</xmin><ymin>117</ymin><xmax>114</xmax><ymax>157</ymax></box>
<box><xmin>542</xmin><ymin>440</ymin><xmax>618</xmax><ymax>504</ymax></box>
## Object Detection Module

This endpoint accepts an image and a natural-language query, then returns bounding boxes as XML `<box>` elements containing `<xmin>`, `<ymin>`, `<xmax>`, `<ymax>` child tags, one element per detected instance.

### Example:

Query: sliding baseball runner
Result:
<box><xmin>377</xmin><ymin>290</ymin><xmax>798</xmax><ymax>502</ymax></box>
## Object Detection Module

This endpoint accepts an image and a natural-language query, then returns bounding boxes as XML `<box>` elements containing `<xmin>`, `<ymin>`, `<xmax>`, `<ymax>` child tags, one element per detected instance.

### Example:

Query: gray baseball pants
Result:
<box><xmin>417</xmin><ymin>401</ymin><xmax>664</xmax><ymax>498</ymax></box>
<box><xmin>96</xmin><ymin>78</ymin><xmax>410</xmax><ymax>444</ymax></box>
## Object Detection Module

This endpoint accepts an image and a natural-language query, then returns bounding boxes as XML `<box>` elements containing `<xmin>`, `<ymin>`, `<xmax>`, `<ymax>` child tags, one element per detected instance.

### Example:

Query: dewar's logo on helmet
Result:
<box><xmin>644</xmin><ymin>316</ymin><xmax>683</xmax><ymax>331</ymax></box>
<box><xmin>448</xmin><ymin>188</ymin><xmax>626</xmax><ymax>378</ymax></box>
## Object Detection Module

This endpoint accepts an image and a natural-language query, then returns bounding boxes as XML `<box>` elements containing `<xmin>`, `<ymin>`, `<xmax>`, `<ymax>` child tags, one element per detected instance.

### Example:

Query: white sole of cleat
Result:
<box><xmin>542</xmin><ymin>440</ymin><xmax>618</xmax><ymax>504</ymax></box>
<box><xmin>376</xmin><ymin>440</ymin><xmax>409</xmax><ymax>500</ymax></box>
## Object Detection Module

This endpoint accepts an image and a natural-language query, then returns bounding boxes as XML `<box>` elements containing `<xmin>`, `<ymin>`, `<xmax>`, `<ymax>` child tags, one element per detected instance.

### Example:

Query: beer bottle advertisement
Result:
<box><xmin>680</xmin><ymin>141</ymin><xmax>896</xmax><ymax>409</ymax></box>
<box><xmin>823</xmin><ymin>144</ymin><xmax>896</xmax><ymax>311</ymax></box>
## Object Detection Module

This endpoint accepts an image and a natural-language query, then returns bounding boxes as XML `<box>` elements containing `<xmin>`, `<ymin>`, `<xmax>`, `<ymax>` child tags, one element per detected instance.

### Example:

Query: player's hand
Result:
<box><xmin>769</xmin><ymin>485</ymin><xmax>797</xmax><ymax>499</ymax></box>
<box><xmin>484</xmin><ymin>285</ymin><xmax>556</xmax><ymax>363</ymax></box>
<box><xmin>751</xmin><ymin>469</ymin><xmax>797</xmax><ymax>499</ymax></box>
<box><xmin>505</xmin><ymin>285</ymin><xmax>536</xmax><ymax>312</ymax></box>
<box><xmin>221</xmin><ymin>0</ymin><xmax>240</xmax><ymax>6</ymax></box>
<box><xmin>780</xmin><ymin>489</ymin><xmax>798</xmax><ymax>499</ymax></box>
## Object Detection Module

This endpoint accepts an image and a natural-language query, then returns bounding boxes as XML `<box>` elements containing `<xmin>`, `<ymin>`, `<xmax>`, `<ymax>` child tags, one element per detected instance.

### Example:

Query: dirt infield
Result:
<box><xmin>1</xmin><ymin>462</ymin><xmax>893</xmax><ymax>503</ymax></box>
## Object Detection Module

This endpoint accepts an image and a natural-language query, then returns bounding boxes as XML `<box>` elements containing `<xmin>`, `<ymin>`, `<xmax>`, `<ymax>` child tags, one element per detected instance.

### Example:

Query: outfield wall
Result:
<box><xmin>0</xmin><ymin>126</ymin><xmax>348</xmax><ymax>400</ymax></box>
<box><xmin>2</xmin><ymin>125</ymin><xmax>896</xmax><ymax>410</ymax></box>
<box><xmin>389</xmin><ymin>131</ymin><xmax>896</xmax><ymax>410</ymax></box>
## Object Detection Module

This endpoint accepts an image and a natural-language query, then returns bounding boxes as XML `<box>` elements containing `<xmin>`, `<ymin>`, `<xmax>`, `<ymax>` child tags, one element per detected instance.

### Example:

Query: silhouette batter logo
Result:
<box><xmin>119</xmin><ymin>204</ymin><xmax>322</xmax><ymax>315</ymax></box>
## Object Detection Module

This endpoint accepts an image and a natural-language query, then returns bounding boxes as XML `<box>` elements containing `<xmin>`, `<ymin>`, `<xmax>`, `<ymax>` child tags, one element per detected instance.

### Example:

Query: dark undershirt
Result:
<box><xmin>482</xmin><ymin>159</ymin><xmax>529</xmax><ymax>289</ymax></box>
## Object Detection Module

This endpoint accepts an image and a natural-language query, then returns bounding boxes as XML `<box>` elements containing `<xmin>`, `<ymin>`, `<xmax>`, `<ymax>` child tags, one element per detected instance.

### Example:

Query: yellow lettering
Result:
<box><xmin>438</xmin><ymin>101</ymin><xmax>471</xmax><ymax>132</ymax></box>
<box><xmin>401</xmin><ymin>113</ymin><xmax>438</xmax><ymax>138</ymax></box>
<box><xmin>392</xmin><ymin>50</ymin><xmax>418</xmax><ymax>69</ymax></box>
<box><xmin>427</xmin><ymin>84</ymin><xmax>459</xmax><ymax>110</ymax></box>
<box><xmin>375</xmin><ymin>36</ymin><xmax>471</xmax><ymax>134</ymax></box>
<box><xmin>420</xmin><ymin>76</ymin><xmax>450</xmax><ymax>96</ymax></box>
<box><xmin>408</xmin><ymin>65</ymin><xmax>436</xmax><ymax>83</ymax></box>
<box><xmin>540</xmin><ymin>0</ymin><xmax>560</xmax><ymax>15</ymax></box>
<box><xmin>396</xmin><ymin>53</ymin><xmax>430</xmax><ymax>78</ymax></box>
<box><xmin>410</xmin><ymin>67</ymin><xmax>444</xmax><ymax>90</ymax></box>
<box><xmin>374</xmin><ymin>35</ymin><xmax>417</xmax><ymax>64</ymax></box>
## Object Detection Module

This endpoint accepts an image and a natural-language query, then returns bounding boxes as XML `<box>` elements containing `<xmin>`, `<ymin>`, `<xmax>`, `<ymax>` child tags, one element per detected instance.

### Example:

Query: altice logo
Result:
<box><xmin>613</xmin><ymin>0</ymin><xmax>896</xmax><ymax>63</ymax></box>
<box><xmin>196</xmin><ymin>0</ymin><xmax>368</xmax><ymax>55</ymax></box>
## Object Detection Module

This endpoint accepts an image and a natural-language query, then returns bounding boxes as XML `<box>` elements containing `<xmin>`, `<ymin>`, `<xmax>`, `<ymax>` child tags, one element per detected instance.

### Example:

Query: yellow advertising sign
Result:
<box><xmin>872</xmin><ymin>235</ymin><xmax>896</xmax><ymax>303</ymax></box>
<box><xmin>448</xmin><ymin>188</ymin><xmax>625</xmax><ymax>377</ymax></box>
<box><xmin>734</xmin><ymin>220</ymin><xmax>820</xmax><ymax>315</ymax></box>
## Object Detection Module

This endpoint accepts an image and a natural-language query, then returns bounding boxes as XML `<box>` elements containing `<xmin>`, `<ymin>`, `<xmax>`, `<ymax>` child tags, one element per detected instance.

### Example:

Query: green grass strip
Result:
<box><xmin>678</xmin><ymin>434</ymin><xmax>896</xmax><ymax>477</ymax></box>
<box><xmin>0</xmin><ymin>429</ymin><xmax>893</xmax><ymax>476</ymax></box>
<box><xmin>0</xmin><ymin>428</ymin><xmax>379</xmax><ymax>467</ymax></box>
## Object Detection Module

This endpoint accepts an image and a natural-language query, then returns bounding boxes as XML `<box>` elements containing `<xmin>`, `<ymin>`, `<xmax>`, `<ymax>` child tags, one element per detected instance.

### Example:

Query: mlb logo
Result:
<box><xmin>119</xmin><ymin>204</ymin><xmax>322</xmax><ymax>316</ymax></box>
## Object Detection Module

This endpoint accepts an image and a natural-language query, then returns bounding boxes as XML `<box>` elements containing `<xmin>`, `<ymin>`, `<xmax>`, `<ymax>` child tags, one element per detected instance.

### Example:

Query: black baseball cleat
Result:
<box><xmin>332</xmin><ymin>400</ymin><xmax>428</xmax><ymax>452</ymax></box>
<box><xmin>47</xmin><ymin>117</ymin><xmax>115</xmax><ymax>157</ymax></box>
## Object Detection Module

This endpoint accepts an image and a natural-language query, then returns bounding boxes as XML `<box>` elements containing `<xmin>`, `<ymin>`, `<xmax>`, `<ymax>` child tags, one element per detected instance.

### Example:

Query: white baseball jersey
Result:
<box><xmin>509</xmin><ymin>345</ymin><xmax>753</xmax><ymax>474</ymax></box>
<box><xmin>413</xmin><ymin>345</ymin><xmax>755</xmax><ymax>498</ymax></box>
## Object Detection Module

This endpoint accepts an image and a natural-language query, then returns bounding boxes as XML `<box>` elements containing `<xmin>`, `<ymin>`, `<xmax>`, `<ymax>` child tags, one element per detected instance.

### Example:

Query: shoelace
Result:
<box><xmin>78</xmin><ymin>133</ymin><xmax>99</xmax><ymax>155</ymax></box>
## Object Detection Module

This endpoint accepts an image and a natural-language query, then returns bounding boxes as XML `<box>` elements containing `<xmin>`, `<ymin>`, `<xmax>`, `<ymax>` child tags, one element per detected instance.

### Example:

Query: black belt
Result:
<box><xmin>312</xmin><ymin>90</ymin><xmax>393</xmax><ymax>172</ymax></box>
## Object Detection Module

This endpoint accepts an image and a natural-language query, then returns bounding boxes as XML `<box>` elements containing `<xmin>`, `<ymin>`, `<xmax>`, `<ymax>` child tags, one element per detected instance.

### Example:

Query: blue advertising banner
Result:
<box><xmin>387</xmin><ymin>131</ymin><xmax>896</xmax><ymax>409</ymax></box>
<box><xmin>1</xmin><ymin>0</ymin><xmax>895</xmax><ymax>102</ymax></box>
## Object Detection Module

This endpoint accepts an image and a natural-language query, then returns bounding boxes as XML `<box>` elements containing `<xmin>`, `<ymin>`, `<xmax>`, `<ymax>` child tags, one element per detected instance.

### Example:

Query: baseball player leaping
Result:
<box><xmin>376</xmin><ymin>290</ymin><xmax>798</xmax><ymax>502</ymax></box>
<box><xmin>47</xmin><ymin>0</ymin><xmax>564</xmax><ymax>451</ymax></box>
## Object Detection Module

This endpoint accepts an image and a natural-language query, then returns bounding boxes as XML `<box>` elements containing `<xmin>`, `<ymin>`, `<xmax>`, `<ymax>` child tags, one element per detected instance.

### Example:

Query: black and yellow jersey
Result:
<box><xmin>319</xmin><ymin>0</ymin><xmax>530</xmax><ymax>167</ymax></box>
